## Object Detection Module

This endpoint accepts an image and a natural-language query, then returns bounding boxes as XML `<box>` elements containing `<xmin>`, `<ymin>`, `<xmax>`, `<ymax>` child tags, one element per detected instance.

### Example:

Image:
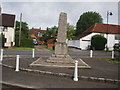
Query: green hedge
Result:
<box><xmin>20</xmin><ymin>37</ymin><xmax>34</xmax><ymax>48</ymax></box>
<box><xmin>15</xmin><ymin>31</ymin><xmax>34</xmax><ymax>48</ymax></box>
<box><xmin>91</xmin><ymin>34</ymin><xmax>107</xmax><ymax>50</ymax></box>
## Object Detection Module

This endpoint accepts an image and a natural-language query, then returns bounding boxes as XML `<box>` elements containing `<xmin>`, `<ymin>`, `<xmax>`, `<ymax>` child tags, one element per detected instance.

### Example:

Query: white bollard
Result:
<box><xmin>112</xmin><ymin>51</ymin><xmax>114</xmax><ymax>59</ymax></box>
<box><xmin>15</xmin><ymin>55</ymin><xmax>20</xmax><ymax>72</ymax></box>
<box><xmin>0</xmin><ymin>49</ymin><xmax>3</xmax><ymax>62</ymax></box>
<box><xmin>90</xmin><ymin>50</ymin><xmax>93</xmax><ymax>58</ymax></box>
<box><xmin>73</xmin><ymin>60</ymin><xmax>78</xmax><ymax>81</ymax></box>
<box><xmin>32</xmin><ymin>49</ymin><xmax>35</xmax><ymax>58</ymax></box>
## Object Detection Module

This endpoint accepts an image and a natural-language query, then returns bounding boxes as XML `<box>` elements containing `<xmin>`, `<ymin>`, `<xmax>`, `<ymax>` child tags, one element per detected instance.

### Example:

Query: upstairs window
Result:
<box><xmin>38</xmin><ymin>32</ymin><xmax>42</xmax><ymax>37</ymax></box>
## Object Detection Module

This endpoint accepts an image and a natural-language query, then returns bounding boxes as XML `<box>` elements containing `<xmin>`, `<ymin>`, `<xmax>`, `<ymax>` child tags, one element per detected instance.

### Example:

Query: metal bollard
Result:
<box><xmin>32</xmin><ymin>49</ymin><xmax>35</xmax><ymax>58</ymax></box>
<box><xmin>112</xmin><ymin>51</ymin><xmax>114</xmax><ymax>59</ymax></box>
<box><xmin>90</xmin><ymin>50</ymin><xmax>93</xmax><ymax>58</ymax></box>
<box><xmin>15</xmin><ymin>55</ymin><xmax>20</xmax><ymax>72</ymax></box>
<box><xmin>0</xmin><ymin>49</ymin><xmax>3</xmax><ymax>62</ymax></box>
<box><xmin>73</xmin><ymin>60</ymin><xmax>78</xmax><ymax>81</ymax></box>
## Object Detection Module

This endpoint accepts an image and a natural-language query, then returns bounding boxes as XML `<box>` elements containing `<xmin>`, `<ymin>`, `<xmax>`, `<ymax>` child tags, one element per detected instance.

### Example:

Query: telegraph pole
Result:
<box><xmin>19</xmin><ymin>13</ymin><xmax>22</xmax><ymax>47</ymax></box>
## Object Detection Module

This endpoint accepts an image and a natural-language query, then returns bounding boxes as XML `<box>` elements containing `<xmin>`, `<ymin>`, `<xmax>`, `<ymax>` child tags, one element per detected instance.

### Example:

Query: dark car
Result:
<box><xmin>33</xmin><ymin>39</ymin><xmax>38</xmax><ymax>45</ymax></box>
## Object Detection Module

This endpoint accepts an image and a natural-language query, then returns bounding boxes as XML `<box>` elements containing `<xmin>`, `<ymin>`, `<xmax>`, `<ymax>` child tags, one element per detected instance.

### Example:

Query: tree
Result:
<box><xmin>15</xmin><ymin>21</ymin><xmax>34</xmax><ymax>47</ymax></box>
<box><xmin>42</xmin><ymin>23</ymin><xmax>76</xmax><ymax>43</ymax></box>
<box><xmin>76</xmin><ymin>11</ymin><xmax>103</xmax><ymax>36</ymax></box>
<box><xmin>91</xmin><ymin>34</ymin><xmax>107</xmax><ymax>50</ymax></box>
<box><xmin>67</xmin><ymin>23</ymin><xmax>76</xmax><ymax>39</ymax></box>
<box><xmin>15</xmin><ymin>21</ymin><xmax>29</xmax><ymax>38</ymax></box>
<box><xmin>42</xmin><ymin>26</ymin><xmax>58</xmax><ymax>43</ymax></box>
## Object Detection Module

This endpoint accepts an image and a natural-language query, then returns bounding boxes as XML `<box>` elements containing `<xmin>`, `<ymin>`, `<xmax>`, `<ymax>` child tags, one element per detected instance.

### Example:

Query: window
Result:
<box><xmin>38</xmin><ymin>32</ymin><xmax>42</xmax><ymax>37</ymax></box>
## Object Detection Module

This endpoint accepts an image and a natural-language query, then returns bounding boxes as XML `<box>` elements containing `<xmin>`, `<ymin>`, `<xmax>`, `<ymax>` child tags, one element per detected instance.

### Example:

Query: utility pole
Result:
<box><xmin>19</xmin><ymin>13</ymin><xmax>22</xmax><ymax>47</ymax></box>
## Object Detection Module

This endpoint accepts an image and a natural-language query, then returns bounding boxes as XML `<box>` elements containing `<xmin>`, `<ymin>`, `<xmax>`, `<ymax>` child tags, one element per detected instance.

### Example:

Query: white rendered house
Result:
<box><xmin>0</xmin><ymin>13</ymin><xmax>16</xmax><ymax>47</ymax></box>
<box><xmin>68</xmin><ymin>23</ymin><xmax>120</xmax><ymax>50</ymax></box>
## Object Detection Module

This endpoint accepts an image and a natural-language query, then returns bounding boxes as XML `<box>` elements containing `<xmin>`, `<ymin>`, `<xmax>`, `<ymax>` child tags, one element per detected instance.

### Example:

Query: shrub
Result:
<box><xmin>91</xmin><ymin>34</ymin><xmax>107</xmax><ymax>50</ymax></box>
<box><xmin>15</xmin><ymin>31</ymin><xmax>19</xmax><ymax>47</ymax></box>
<box><xmin>20</xmin><ymin>37</ymin><xmax>34</xmax><ymax>48</ymax></box>
<box><xmin>15</xmin><ymin>31</ymin><xmax>34</xmax><ymax>48</ymax></box>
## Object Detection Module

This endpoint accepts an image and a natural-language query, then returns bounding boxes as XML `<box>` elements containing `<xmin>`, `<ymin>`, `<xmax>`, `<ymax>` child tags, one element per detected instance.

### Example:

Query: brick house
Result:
<box><xmin>29</xmin><ymin>27</ymin><xmax>46</xmax><ymax>44</ymax></box>
<box><xmin>68</xmin><ymin>23</ymin><xmax>120</xmax><ymax>50</ymax></box>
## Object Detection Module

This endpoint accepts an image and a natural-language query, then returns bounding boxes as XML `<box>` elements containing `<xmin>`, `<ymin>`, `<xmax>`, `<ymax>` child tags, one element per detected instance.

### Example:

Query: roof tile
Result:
<box><xmin>0</xmin><ymin>13</ymin><xmax>15</xmax><ymax>27</ymax></box>
<box><xmin>73</xmin><ymin>23</ymin><xmax>120</xmax><ymax>40</ymax></box>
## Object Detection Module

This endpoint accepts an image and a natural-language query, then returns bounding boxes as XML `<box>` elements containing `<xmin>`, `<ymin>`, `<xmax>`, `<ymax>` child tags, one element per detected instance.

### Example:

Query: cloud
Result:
<box><xmin>2</xmin><ymin>2</ymin><xmax>118</xmax><ymax>29</ymax></box>
<box><xmin>2</xmin><ymin>0</ymin><xmax>119</xmax><ymax>2</ymax></box>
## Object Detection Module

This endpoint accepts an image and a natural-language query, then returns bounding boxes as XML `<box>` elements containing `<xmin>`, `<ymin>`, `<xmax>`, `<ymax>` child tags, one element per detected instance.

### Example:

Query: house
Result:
<box><xmin>0</xmin><ymin>12</ymin><xmax>16</xmax><ymax>48</ymax></box>
<box><xmin>68</xmin><ymin>23</ymin><xmax>120</xmax><ymax>50</ymax></box>
<box><xmin>29</xmin><ymin>27</ymin><xmax>46</xmax><ymax>44</ymax></box>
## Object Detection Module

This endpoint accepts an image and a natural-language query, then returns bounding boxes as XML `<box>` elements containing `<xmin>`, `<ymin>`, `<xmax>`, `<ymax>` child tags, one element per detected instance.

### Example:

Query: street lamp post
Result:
<box><xmin>106</xmin><ymin>11</ymin><xmax>113</xmax><ymax>51</ymax></box>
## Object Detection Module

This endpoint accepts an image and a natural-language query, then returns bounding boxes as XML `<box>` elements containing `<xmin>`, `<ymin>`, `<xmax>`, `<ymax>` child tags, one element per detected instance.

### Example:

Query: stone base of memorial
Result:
<box><xmin>30</xmin><ymin>57</ymin><xmax>91</xmax><ymax>68</ymax></box>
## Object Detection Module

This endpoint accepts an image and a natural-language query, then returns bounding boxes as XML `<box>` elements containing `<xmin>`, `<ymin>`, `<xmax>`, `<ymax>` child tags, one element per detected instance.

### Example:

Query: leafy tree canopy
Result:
<box><xmin>16</xmin><ymin>21</ymin><xmax>29</xmax><ymax>31</ymax></box>
<box><xmin>76</xmin><ymin>11</ymin><xmax>103</xmax><ymax>36</ymax></box>
<box><xmin>67</xmin><ymin>23</ymin><xmax>76</xmax><ymax>39</ymax></box>
<box><xmin>42</xmin><ymin>23</ymin><xmax>76</xmax><ymax>42</ymax></box>
<box><xmin>15</xmin><ymin>21</ymin><xmax>29</xmax><ymax>38</ymax></box>
<box><xmin>42</xmin><ymin>26</ymin><xmax>58</xmax><ymax>42</ymax></box>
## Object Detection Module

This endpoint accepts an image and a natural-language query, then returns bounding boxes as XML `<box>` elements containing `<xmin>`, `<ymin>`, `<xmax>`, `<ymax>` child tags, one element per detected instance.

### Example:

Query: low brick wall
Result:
<box><xmin>47</xmin><ymin>44</ymin><xmax>55</xmax><ymax>49</ymax></box>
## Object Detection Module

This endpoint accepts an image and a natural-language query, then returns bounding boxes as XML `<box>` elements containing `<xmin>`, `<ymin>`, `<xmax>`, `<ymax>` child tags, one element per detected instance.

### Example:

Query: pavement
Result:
<box><xmin>1</xmin><ymin>46</ymin><xmax>120</xmax><ymax>89</ymax></box>
<box><xmin>2</xmin><ymin>66</ymin><xmax>119</xmax><ymax>89</ymax></box>
<box><xmin>2</xmin><ymin>57</ymin><xmax>119</xmax><ymax>80</ymax></box>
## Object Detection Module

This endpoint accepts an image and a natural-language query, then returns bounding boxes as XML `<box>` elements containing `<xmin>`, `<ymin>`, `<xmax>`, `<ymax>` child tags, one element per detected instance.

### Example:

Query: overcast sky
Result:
<box><xmin>1</xmin><ymin>1</ymin><xmax>119</xmax><ymax>30</ymax></box>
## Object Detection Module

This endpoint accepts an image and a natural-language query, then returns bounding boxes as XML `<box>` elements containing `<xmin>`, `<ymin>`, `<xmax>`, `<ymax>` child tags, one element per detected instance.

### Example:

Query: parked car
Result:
<box><xmin>33</xmin><ymin>39</ymin><xmax>38</xmax><ymax>45</ymax></box>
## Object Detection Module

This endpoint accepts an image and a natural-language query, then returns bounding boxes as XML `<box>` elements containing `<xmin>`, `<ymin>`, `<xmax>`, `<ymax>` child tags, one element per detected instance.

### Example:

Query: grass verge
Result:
<box><xmin>12</xmin><ymin>47</ymin><xmax>34</xmax><ymax>50</ymax></box>
<box><xmin>102</xmin><ymin>58</ymin><xmax>120</xmax><ymax>64</ymax></box>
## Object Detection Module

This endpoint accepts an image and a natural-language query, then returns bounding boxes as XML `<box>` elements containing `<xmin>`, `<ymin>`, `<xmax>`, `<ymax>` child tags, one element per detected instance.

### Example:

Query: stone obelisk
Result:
<box><xmin>47</xmin><ymin>12</ymin><xmax>73</xmax><ymax>63</ymax></box>
<box><xmin>55</xmin><ymin>12</ymin><xmax>67</xmax><ymax>55</ymax></box>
